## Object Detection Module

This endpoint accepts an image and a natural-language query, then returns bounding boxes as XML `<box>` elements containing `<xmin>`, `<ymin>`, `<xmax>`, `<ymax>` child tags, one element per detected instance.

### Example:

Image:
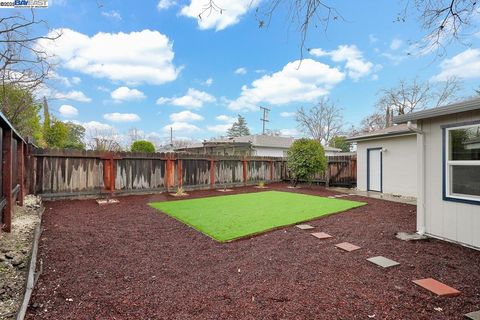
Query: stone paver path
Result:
<box><xmin>335</xmin><ymin>242</ymin><xmax>361</xmax><ymax>252</ymax></box>
<box><xmin>296</xmin><ymin>224</ymin><xmax>314</xmax><ymax>230</ymax></box>
<box><xmin>311</xmin><ymin>232</ymin><xmax>333</xmax><ymax>239</ymax></box>
<box><xmin>412</xmin><ymin>278</ymin><xmax>461</xmax><ymax>297</ymax></box>
<box><xmin>367</xmin><ymin>256</ymin><xmax>400</xmax><ymax>268</ymax></box>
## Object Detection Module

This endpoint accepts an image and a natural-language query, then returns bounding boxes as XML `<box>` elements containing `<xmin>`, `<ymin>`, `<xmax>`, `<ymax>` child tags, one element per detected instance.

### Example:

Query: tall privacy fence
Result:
<box><xmin>0</xmin><ymin>114</ymin><xmax>27</xmax><ymax>233</ymax></box>
<box><xmin>26</xmin><ymin>148</ymin><xmax>357</xmax><ymax>199</ymax></box>
<box><xmin>0</xmin><ymin>136</ymin><xmax>356</xmax><ymax>231</ymax></box>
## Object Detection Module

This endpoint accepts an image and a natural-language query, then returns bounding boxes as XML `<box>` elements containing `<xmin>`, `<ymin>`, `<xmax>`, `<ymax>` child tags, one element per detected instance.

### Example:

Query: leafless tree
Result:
<box><xmin>376</xmin><ymin>77</ymin><xmax>461</xmax><ymax>116</ymax></box>
<box><xmin>0</xmin><ymin>10</ymin><xmax>59</xmax><ymax>91</ymax></box>
<box><xmin>86</xmin><ymin>128</ymin><xmax>123</xmax><ymax>152</ymax></box>
<box><xmin>200</xmin><ymin>1</ymin><xmax>478</xmax><ymax>58</ymax></box>
<box><xmin>403</xmin><ymin>0</ymin><xmax>478</xmax><ymax>55</ymax></box>
<box><xmin>357</xmin><ymin>112</ymin><xmax>387</xmax><ymax>134</ymax></box>
<box><xmin>356</xmin><ymin>77</ymin><xmax>462</xmax><ymax>133</ymax></box>
<box><xmin>296</xmin><ymin>98</ymin><xmax>344</xmax><ymax>145</ymax></box>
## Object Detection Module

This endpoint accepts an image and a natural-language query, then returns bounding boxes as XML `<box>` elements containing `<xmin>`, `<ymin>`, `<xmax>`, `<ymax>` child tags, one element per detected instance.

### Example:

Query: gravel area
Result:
<box><xmin>26</xmin><ymin>184</ymin><xmax>480</xmax><ymax>319</ymax></box>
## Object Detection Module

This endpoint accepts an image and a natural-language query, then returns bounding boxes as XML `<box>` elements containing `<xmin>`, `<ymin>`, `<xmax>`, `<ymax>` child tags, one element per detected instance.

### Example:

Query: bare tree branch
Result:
<box><xmin>296</xmin><ymin>98</ymin><xmax>344</xmax><ymax>145</ymax></box>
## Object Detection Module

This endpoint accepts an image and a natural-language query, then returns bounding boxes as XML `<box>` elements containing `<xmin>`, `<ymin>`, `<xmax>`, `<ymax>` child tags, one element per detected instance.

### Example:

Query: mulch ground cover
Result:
<box><xmin>26</xmin><ymin>183</ymin><xmax>480</xmax><ymax>320</ymax></box>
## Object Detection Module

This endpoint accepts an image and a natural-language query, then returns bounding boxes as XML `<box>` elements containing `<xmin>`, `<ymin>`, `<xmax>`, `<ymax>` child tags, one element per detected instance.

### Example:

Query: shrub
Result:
<box><xmin>287</xmin><ymin>139</ymin><xmax>327</xmax><ymax>187</ymax></box>
<box><xmin>130</xmin><ymin>140</ymin><xmax>155</xmax><ymax>153</ymax></box>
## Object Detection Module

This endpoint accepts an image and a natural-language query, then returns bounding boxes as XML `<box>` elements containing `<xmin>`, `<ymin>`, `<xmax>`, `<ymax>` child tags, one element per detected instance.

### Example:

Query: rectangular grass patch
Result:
<box><xmin>149</xmin><ymin>191</ymin><xmax>366</xmax><ymax>242</ymax></box>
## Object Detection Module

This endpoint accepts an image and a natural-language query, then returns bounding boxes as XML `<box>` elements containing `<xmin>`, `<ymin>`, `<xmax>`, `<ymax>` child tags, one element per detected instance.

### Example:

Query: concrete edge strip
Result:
<box><xmin>16</xmin><ymin>206</ymin><xmax>45</xmax><ymax>320</ymax></box>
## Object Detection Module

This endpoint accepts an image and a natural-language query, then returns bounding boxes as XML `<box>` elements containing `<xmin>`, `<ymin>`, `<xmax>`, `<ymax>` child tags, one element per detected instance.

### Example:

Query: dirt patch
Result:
<box><xmin>0</xmin><ymin>195</ymin><xmax>42</xmax><ymax>319</ymax></box>
<box><xmin>26</xmin><ymin>184</ymin><xmax>480</xmax><ymax>319</ymax></box>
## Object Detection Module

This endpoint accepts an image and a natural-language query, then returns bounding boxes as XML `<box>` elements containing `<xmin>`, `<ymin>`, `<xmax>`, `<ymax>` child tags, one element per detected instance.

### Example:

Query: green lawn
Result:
<box><xmin>149</xmin><ymin>191</ymin><xmax>366</xmax><ymax>242</ymax></box>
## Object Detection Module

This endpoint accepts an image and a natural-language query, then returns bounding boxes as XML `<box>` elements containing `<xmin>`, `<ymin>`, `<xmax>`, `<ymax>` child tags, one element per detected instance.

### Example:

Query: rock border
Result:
<box><xmin>16</xmin><ymin>206</ymin><xmax>44</xmax><ymax>320</ymax></box>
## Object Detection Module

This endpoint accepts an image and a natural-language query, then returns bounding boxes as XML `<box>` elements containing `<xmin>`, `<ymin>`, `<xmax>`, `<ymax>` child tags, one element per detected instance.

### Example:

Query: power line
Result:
<box><xmin>260</xmin><ymin>106</ymin><xmax>270</xmax><ymax>135</ymax></box>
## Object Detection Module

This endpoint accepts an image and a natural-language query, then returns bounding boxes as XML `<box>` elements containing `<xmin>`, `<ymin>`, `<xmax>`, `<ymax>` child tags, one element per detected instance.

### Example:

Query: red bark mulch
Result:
<box><xmin>26</xmin><ymin>184</ymin><xmax>480</xmax><ymax>319</ymax></box>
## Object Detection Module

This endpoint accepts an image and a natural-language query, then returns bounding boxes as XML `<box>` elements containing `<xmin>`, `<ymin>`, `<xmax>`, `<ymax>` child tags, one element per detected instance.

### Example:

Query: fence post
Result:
<box><xmin>269</xmin><ymin>161</ymin><xmax>273</xmax><ymax>181</ymax></box>
<box><xmin>17</xmin><ymin>142</ymin><xmax>24</xmax><ymax>206</ymax></box>
<box><xmin>2</xmin><ymin>128</ymin><xmax>13</xmax><ymax>232</ymax></box>
<box><xmin>210</xmin><ymin>159</ymin><xmax>215</xmax><ymax>189</ymax></box>
<box><xmin>325</xmin><ymin>161</ymin><xmax>330</xmax><ymax>188</ymax></box>
<box><xmin>165</xmin><ymin>156</ymin><xmax>173</xmax><ymax>192</ymax></box>
<box><xmin>242</xmin><ymin>158</ymin><xmax>247</xmax><ymax>186</ymax></box>
<box><xmin>177</xmin><ymin>159</ymin><xmax>183</xmax><ymax>188</ymax></box>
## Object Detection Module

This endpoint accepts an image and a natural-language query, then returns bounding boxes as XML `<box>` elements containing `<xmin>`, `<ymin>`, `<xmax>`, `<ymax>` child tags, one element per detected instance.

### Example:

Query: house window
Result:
<box><xmin>445</xmin><ymin>123</ymin><xmax>480</xmax><ymax>203</ymax></box>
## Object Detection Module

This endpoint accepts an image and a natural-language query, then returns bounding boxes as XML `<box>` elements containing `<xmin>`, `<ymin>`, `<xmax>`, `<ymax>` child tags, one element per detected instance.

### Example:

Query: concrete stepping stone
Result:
<box><xmin>412</xmin><ymin>278</ymin><xmax>461</xmax><ymax>297</ymax></box>
<box><xmin>296</xmin><ymin>224</ymin><xmax>314</xmax><ymax>230</ymax></box>
<box><xmin>328</xmin><ymin>196</ymin><xmax>336</xmax><ymax>199</ymax></box>
<box><xmin>367</xmin><ymin>256</ymin><xmax>400</xmax><ymax>268</ymax></box>
<box><xmin>465</xmin><ymin>311</ymin><xmax>480</xmax><ymax>320</ymax></box>
<box><xmin>335</xmin><ymin>242</ymin><xmax>361</xmax><ymax>252</ymax></box>
<box><xmin>311</xmin><ymin>232</ymin><xmax>332</xmax><ymax>239</ymax></box>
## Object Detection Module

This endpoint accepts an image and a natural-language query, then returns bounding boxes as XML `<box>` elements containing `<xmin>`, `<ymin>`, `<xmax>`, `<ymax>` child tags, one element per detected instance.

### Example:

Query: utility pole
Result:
<box><xmin>260</xmin><ymin>106</ymin><xmax>270</xmax><ymax>135</ymax></box>
<box><xmin>170</xmin><ymin>127</ymin><xmax>173</xmax><ymax>146</ymax></box>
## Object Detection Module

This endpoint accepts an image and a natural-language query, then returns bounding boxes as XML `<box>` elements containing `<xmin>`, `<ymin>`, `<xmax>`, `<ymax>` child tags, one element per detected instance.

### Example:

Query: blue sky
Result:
<box><xmin>12</xmin><ymin>0</ymin><xmax>480</xmax><ymax>144</ymax></box>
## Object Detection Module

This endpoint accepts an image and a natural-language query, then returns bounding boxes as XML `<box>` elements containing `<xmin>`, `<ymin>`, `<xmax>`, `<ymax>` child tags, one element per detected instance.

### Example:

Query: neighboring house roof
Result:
<box><xmin>208</xmin><ymin>135</ymin><xmax>295</xmax><ymax>149</ymax></box>
<box><xmin>175</xmin><ymin>134</ymin><xmax>343</xmax><ymax>152</ymax></box>
<box><xmin>394</xmin><ymin>97</ymin><xmax>480</xmax><ymax>123</ymax></box>
<box><xmin>346</xmin><ymin>124</ymin><xmax>415</xmax><ymax>142</ymax></box>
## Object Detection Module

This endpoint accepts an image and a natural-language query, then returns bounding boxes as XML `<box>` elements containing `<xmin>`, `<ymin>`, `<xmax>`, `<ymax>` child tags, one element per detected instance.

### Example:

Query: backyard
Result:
<box><xmin>26</xmin><ymin>184</ymin><xmax>480</xmax><ymax>319</ymax></box>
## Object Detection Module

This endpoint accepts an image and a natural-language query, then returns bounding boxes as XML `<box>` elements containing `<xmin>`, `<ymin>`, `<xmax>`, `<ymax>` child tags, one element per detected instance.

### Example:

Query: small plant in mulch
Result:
<box><xmin>255</xmin><ymin>181</ymin><xmax>268</xmax><ymax>189</ymax></box>
<box><xmin>171</xmin><ymin>187</ymin><xmax>188</xmax><ymax>197</ymax></box>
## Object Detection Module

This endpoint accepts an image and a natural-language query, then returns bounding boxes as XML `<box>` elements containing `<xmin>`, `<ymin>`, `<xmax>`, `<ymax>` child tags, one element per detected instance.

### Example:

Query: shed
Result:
<box><xmin>346</xmin><ymin>124</ymin><xmax>417</xmax><ymax>198</ymax></box>
<box><xmin>395</xmin><ymin>98</ymin><xmax>480</xmax><ymax>249</ymax></box>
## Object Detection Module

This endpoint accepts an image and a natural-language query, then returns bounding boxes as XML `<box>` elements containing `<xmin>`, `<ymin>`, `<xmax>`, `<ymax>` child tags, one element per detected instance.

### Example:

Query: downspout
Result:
<box><xmin>407</xmin><ymin>121</ymin><xmax>426</xmax><ymax>235</ymax></box>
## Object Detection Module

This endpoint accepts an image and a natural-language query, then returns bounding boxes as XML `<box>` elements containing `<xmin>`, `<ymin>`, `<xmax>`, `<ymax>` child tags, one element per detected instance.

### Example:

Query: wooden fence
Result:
<box><xmin>26</xmin><ymin>148</ymin><xmax>356</xmax><ymax>199</ymax></box>
<box><xmin>26</xmin><ymin>148</ymin><xmax>287</xmax><ymax>199</ymax></box>
<box><xmin>0</xmin><ymin>113</ymin><xmax>27</xmax><ymax>232</ymax></box>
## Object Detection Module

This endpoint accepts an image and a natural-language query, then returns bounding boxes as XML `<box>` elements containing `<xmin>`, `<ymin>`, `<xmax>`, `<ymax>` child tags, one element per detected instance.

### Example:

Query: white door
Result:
<box><xmin>368</xmin><ymin>149</ymin><xmax>382</xmax><ymax>192</ymax></box>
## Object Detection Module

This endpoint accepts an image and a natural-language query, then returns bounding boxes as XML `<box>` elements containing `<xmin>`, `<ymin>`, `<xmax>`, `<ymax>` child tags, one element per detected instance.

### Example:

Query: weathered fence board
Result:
<box><xmin>0</xmin><ymin>114</ymin><xmax>26</xmax><ymax>233</ymax></box>
<box><xmin>26</xmin><ymin>148</ymin><xmax>357</xmax><ymax>199</ymax></box>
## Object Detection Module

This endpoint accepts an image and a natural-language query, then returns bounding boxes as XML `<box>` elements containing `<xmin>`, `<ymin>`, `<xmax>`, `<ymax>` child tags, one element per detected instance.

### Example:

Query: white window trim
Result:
<box><xmin>445</xmin><ymin>123</ymin><xmax>480</xmax><ymax>203</ymax></box>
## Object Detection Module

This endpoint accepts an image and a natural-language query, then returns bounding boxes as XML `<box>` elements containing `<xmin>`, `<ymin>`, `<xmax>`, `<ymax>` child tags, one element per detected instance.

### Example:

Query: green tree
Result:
<box><xmin>287</xmin><ymin>139</ymin><xmax>327</xmax><ymax>187</ymax></box>
<box><xmin>131</xmin><ymin>140</ymin><xmax>155</xmax><ymax>153</ymax></box>
<box><xmin>328</xmin><ymin>136</ymin><xmax>351</xmax><ymax>152</ymax></box>
<box><xmin>44</xmin><ymin>120</ymin><xmax>86</xmax><ymax>150</ymax></box>
<box><xmin>227</xmin><ymin>114</ymin><xmax>250</xmax><ymax>138</ymax></box>
<box><xmin>44</xmin><ymin>119</ymin><xmax>69</xmax><ymax>148</ymax></box>
<box><xmin>63</xmin><ymin>122</ymin><xmax>86</xmax><ymax>150</ymax></box>
<box><xmin>0</xmin><ymin>84</ymin><xmax>43</xmax><ymax>142</ymax></box>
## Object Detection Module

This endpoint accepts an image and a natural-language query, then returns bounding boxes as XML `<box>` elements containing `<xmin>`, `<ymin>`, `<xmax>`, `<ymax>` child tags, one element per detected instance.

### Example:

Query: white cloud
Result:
<box><xmin>180</xmin><ymin>0</ymin><xmax>260</xmax><ymax>31</ymax></box>
<box><xmin>37</xmin><ymin>28</ymin><xmax>180</xmax><ymax>85</ymax></box>
<box><xmin>234</xmin><ymin>67</ymin><xmax>247</xmax><ymax>75</ymax></box>
<box><xmin>216</xmin><ymin>114</ymin><xmax>235</xmax><ymax>122</ymax></box>
<box><xmin>207</xmin><ymin>124</ymin><xmax>231</xmax><ymax>134</ymax></box>
<box><xmin>390</xmin><ymin>38</ymin><xmax>403</xmax><ymax>50</ymax></box>
<box><xmin>59</xmin><ymin>104</ymin><xmax>78</xmax><ymax>117</ymax></box>
<box><xmin>280</xmin><ymin>112</ymin><xmax>295</xmax><ymax>117</ymax></box>
<box><xmin>169</xmin><ymin>110</ymin><xmax>204</xmax><ymax>122</ymax></box>
<box><xmin>162</xmin><ymin>122</ymin><xmax>201</xmax><ymax>134</ymax></box>
<box><xmin>158</xmin><ymin>0</ymin><xmax>175</xmax><ymax>10</ymax></box>
<box><xmin>204</xmin><ymin>78</ymin><xmax>213</xmax><ymax>86</ymax></box>
<box><xmin>54</xmin><ymin>90</ymin><xmax>91</xmax><ymax>102</ymax></box>
<box><xmin>156</xmin><ymin>88</ymin><xmax>215</xmax><ymax>109</ymax></box>
<box><xmin>110</xmin><ymin>86</ymin><xmax>146</xmax><ymax>102</ymax></box>
<box><xmin>82</xmin><ymin>121</ymin><xmax>114</xmax><ymax>132</ymax></box>
<box><xmin>207</xmin><ymin>114</ymin><xmax>236</xmax><ymax>133</ymax></box>
<box><xmin>432</xmin><ymin>48</ymin><xmax>480</xmax><ymax>81</ymax></box>
<box><xmin>279</xmin><ymin>128</ymin><xmax>300</xmax><ymax>137</ymax></box>
<box><xmin>101</xmin><ymin>10</ymin><xmax>122</xmax><ymax>21</ymax></box>
<box><xmin>310</xmin><ymin>45</ymin><xmax>374</xmax><ymax>81</ymax></box>
<box><xmin>103</xmin><ymin>113</ymin><xmax>141</xmax><ymax>122</ymax></box>
<box><xmin>229</xmin><ymin>59</ymin><xmax>345</xmax><ymax>111</ymax></box>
